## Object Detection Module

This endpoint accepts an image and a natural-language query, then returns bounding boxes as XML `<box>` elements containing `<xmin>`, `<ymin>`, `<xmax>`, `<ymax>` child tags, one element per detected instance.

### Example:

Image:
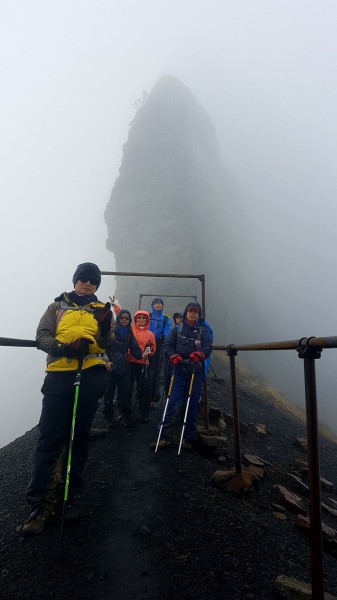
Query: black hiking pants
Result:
<box><xmin>104</xmin><ymin>368</ymin><xmax>132</xmax><ymax>420</ymax></box>
<box><xmin>149</xmin><ymin>343</ymin><xmax>163</xmax><ymax>402</ymax></box>
<box><xmin>129</xmin><ymin>363</ymin><xmax>151</xmax><ymax>418</ymax></box>
<box><xmin>25</xmin><ymin>366</ymin><xmax>106</xmax><ymax>512</ymax></box>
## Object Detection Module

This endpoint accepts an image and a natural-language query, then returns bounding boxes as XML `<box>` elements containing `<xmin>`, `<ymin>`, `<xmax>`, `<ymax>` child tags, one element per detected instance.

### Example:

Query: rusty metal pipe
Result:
<box><xmin>213</xmin><ymin>335</ymin><xmax>337</xmax><ymax>352</ymax></box>
<box><xmin>101</xmin><ymin>270</ymin><xmax>204</xmax><ymax>279</ymax></box>
<box><xmin>228</xmin><ymin>352</ymin><xmax>242</xmax><ymax>474</ymax></box>
<box><xmin>0</xmin><ymin>337</ymin><xmax>37</xmax><ymax>347</ymax></box>
<box><xmin>303</xmin><ymin>356</ymin><xmax>324</xmax><ymax>599</ymax></box>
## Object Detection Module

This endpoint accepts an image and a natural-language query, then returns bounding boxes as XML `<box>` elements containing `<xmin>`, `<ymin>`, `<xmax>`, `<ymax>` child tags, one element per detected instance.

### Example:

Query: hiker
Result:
<box><xmin>148</xmin><ymin>298</ymin><xmax>171</xmax><ymax>405</ymax></box>
<box><xmin>22</xmin><ymin>262</ymin><xmax>114</xmax><ymax>535</ymax></box>
<box><xmin>128</xmin><ymin>310</ymin><xmax>156</xmax><ymax>422</ymax></box>
<box><xmin>103</xmin><ymin>309</ymin><xmax>142</xmax><ymax>427</ymax></box>
<box><xmin>154</xmin><ymin>302</ymin><xmax>212</xmax><ymax>450</ymax></box>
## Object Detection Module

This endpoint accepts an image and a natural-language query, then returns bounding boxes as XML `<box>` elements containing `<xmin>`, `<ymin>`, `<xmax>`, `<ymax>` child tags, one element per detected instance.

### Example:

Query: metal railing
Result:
<box><xmin>0</xmin><ymin>332</ymin><xmax>334</xmax><ymax>596</ymax></box>
<box><xmin>213</xmin><ymin>335</ymin><xmax>337</xmax><ymax>600</ymax></box>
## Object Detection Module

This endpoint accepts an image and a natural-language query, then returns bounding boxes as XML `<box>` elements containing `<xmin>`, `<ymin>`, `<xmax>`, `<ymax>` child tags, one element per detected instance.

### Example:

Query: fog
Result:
<box><xmin>1</xmin><ymin>0</ymin><xmax>337</xmax><ymax>447</ymax></box>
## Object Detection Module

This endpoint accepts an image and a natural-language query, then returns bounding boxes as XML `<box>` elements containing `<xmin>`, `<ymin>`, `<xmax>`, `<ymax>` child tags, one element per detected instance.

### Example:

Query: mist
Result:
<box><xmin>1</xmin><ymin>0</ymin><xmax>337</xmax><ymax>447</ymax></box>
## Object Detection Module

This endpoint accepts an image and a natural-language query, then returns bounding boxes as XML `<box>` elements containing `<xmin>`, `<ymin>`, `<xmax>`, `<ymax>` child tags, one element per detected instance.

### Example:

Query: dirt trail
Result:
<box><xmin>2</xmin><ymin>361</ymin><xmax>337</xmax><ymax>599</ymax></box>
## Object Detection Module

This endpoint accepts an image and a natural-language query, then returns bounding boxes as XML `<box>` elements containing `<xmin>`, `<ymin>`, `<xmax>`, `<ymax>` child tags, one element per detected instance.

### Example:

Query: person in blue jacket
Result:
<box><xmin>148</xmin><ymin>298</ymin><xmax>171</xmax><ymax>404</ymax></box>
<box><xmin>155</xmin><ymin>302</ymin><xmax>212</xmax><ymax>450</ymax></box>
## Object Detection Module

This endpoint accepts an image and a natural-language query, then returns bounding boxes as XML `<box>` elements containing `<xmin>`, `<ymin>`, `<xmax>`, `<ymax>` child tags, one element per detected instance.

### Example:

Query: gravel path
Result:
<box><xmin>1</xmin><ymin>359</ymin><xmax>337</xmax><ymax>599</ymax></box>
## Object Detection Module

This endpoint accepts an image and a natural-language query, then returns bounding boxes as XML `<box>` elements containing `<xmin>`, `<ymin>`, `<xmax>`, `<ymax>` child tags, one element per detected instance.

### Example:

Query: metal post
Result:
<box><xmin>227</xmin><ymin>348</ymin><xmax>242</xmax><ymax>474</ymax></box>
<box><xmin>199</xmin><ymin>274</ymin><xmax>206</xmax><ymax>318</ymax></box>
<box><xmin>203</xmin><ymin>378</ymin><xmax>209</xmax><ymax>430</ymax></box>
<box><xmin>298</xmin><ymin>340</ymin><xmax>324</xmax><ymax>600</ymax></box>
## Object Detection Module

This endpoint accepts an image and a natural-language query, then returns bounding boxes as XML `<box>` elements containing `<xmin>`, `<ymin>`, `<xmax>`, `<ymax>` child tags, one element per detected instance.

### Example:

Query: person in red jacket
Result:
<box><xmin>128</xmin><ymin>311</ymin><xmax>156</xmax><ymax>422</ymax></box>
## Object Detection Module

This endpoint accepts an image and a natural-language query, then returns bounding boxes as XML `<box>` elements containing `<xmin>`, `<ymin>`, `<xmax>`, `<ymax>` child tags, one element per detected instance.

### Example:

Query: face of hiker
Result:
<box><xmin>186</xmin><ymin>308</ymin><xmax>199</xmax><ymax>323</ymax></box>
<box><xmin>136</xmin><ymin>315</ymin><xmax>147</xmax><ymax>328</ymax></box>
<box><xmin>153</xmin><ymin>302</ymin><xmax>163</xmax><ymax>311</ymax></box>
<box><xmin>119</xmin><ymin>313</ymin><xmax>130</xmax><ymax>323</ymax></box>
<box><xmin>74</xmin><ymin>278</ymin><xmax>98</xmax><ymax>296</ymax></box>
<box><xmin>174</xmin><ymin>315</ymin><xmax>182</xmax><ymax>325</ymax></box>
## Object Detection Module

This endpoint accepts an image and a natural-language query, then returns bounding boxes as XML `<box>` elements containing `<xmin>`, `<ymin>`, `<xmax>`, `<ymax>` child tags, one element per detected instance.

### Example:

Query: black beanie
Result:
<box><xmin>72</xmin><ymin>262</ymin><xmax>101</xmax><ymax>288</ymax></box>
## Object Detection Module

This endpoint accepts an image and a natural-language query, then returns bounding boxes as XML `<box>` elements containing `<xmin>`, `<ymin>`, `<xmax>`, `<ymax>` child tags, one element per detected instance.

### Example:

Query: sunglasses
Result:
<box><xmin>119</xmin><ymin>316</ymin><xmax>130</xmax><ymax>320</ymax></box>
<box><xmin>79</xmin><ymin>277</ymin><xmax>99</xmax><ymax>286</ymax></box>
<box><xmin>136</xmin><ymin>316</ymin><xmax>146</xmax><ymax>319</ymax></box>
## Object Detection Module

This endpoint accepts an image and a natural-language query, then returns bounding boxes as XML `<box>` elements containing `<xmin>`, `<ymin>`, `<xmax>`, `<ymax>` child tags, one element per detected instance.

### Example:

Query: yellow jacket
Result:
<box><xmin>36</xmin><ymin>294</ymin><xmax>113</xmax><ymax>372</ymax></box>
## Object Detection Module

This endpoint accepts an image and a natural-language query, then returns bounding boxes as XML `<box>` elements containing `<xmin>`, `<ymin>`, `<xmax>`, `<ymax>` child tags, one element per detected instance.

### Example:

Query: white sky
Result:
<box><xmin>1</xmin><ymin>0</ymin><xmax>337</xmax><ymax>446</ymax></box>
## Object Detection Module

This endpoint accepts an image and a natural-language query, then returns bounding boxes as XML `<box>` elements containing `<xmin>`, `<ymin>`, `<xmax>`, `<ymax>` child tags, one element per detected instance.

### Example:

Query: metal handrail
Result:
<box><xmin>0</xmin><ymin>337</ymin><xmax>37</xmax><ymax>347</ymax></box>
<box><xmin>0</xmin><ymin>331</ymin><xmax>333</xmax><ymax>596</ymax></box>
<box><xmin>213</xmin><ymin>335</ymin><xmax>337</xmax><ymax>351</ymax></box>
<box><xmin>212</xmin><ymin>335</ymin><xmax>332</xmax><ymax>600</ymax></box>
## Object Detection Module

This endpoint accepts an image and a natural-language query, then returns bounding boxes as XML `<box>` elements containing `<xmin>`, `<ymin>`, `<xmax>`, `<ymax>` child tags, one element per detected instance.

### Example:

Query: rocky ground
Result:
<box><xmin>1</xmin><ymin>357</ymin><xmax>337</xmax><ymax>600</ymax></box>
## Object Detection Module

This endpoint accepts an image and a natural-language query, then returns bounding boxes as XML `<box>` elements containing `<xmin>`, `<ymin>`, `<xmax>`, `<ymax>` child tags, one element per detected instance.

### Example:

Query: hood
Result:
<box><xmin>151</xmin><ymin>298</ymin><xmax>164</xmax><ymax>312</ymax></box>
<box><xmin>133</xmin><ymin>310</ymin><xmax>150</xmax><ymax>329</ymax></box>
<box><xmin>183</xmin><ymin>302</ymin><xmax>202</xmax><ymax>319</ymax></box>
<box><xmin>116</xmin><ymin>309</ymin><xmax>132</xmax><ymax>327</ymax></box>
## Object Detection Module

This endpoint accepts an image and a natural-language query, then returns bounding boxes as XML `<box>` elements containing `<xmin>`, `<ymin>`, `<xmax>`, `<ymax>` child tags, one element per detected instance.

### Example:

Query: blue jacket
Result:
<box><xmin>149</xmin><ymin>298</ymin><xmax>171</xmax><ymax>343</ymax></box>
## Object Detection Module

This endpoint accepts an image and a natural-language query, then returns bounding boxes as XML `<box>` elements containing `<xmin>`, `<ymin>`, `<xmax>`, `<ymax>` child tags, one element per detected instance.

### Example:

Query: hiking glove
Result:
<box><xmin>54</xmin><ymin>338</ymin><xmax>93</xmax><ymax>358</ymax></box>
<box><xmin>169</xmin><ymin>354</ymin><xmax>183</xmax><ymax>365</ymax></box>
<box><xmin>189</xmin><ymin>351</ymin><xmax>205</xmax><ymax>363</ymax></box>
<box><xmin>94</xmin><ymin>303</ymin><xmax>112</xmax><ymax>335</ymax></box>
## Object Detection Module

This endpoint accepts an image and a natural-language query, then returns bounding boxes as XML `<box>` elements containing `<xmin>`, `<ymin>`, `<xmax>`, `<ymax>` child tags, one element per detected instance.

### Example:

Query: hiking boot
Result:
<box><xmin>150</xmin><ymin>439</ymin><xmax>171</xmax><ymax>451</ymax></box>
<box><xmin>22</xmin><ymin>511</ymin><xmax>48</xmax><ymax>536</ymax></box>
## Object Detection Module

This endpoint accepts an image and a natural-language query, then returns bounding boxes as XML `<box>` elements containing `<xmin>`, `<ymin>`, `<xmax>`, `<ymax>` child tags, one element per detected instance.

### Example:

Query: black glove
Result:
<box><xmin>54</xmin><ymin>338</ymin><xmax>93</xmax><ymax>358</ymax></box>
<box><xmin>94</xmin><ymin>303</ymin><xmax>112</xmax><ymax>335</ymax></box>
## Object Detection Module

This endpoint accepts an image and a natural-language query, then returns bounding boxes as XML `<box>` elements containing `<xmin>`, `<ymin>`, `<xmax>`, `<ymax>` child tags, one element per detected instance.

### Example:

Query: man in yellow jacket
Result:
<box><xmin>22</xmin><ymin>262</ymin><xmax>114</xmax><ymax>535</ymax></box>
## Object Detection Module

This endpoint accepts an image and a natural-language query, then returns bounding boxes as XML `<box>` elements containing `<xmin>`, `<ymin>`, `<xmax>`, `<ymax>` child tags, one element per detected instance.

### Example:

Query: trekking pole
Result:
<box><xmin>59</xmin><ymin>357</ymin><xmax>83</xmax><ymax>559</ymax></box>
<box><xmin>155</xmin><ymin>367</ymin><xmax>175</xmax><ymax>453</ymax></box>
<box><xmin>154</xmin><ymin>348</ymin><xmax>164</xmax><ymax>401</ymax></box>
<box><xmin>144</xmin><ymin>362</ymin><xmax>149</xmax><ymax>417</ymax></box>
<box><xmin>210</xmin><ymin>363</ymin><xmax>218</xmax><ymax>378</ymax></box>
<box><xmin>138</xmin><ymin>349</ymin><xmax>150</xmax><ymax>420</ymax></box>
<box><xmin>158</xmin><ymin>357</ymin><xmax>169</xmax><ymax>407</ymax></box>
<box><xmin>178</xmin><ymin>367</ymin><xmax>195</xmax><ymax>455</ymax></box>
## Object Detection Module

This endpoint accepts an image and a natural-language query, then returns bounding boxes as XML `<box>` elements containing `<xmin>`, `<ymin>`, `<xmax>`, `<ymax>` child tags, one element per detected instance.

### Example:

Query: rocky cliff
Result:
<box><xmin>105</xmin><ymin>75</ymin><xmax>248</xmax><ymax>339</ymax></box>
